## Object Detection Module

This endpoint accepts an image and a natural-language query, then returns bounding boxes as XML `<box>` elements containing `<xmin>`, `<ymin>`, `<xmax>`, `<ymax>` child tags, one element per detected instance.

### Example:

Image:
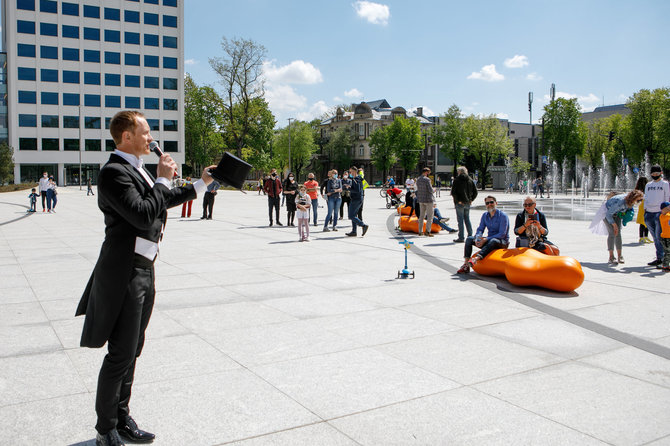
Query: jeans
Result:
<box><xmin>349</xmin><ymin>199</ymin><xmax>366</xmax><ymax>232</ymax></box>
<box><xmin>433</xmin><ymin>208</ymin><xmax>456</xmax><ymax>231</ymax></box>
<box><xmin>464</xmin><ymin>237</ymin><xmax>508</xmax><ymax>259</ymax></box>
<box><xmin>644</xmin><ymin>211</ymin><xmax>663</xmax><ymax>260</ymax></box>
<box><xmin>324</xmin><ymin>195</ymin><xmax>342</xmax><ymax>228</ymax></box>
<box><xmin>604</xmin><ymin>216</ymin><xmax>622</xmax><ymax>252</ymax></box>
<box><xmin>455</xmin><ymin>203</ymin><xmax>472</xmax><ymax>240</ymax></box>
<box><xmin>311</xmin><ymin>198</ymin><xmax>319</xmax><ymax>224</ymax></box>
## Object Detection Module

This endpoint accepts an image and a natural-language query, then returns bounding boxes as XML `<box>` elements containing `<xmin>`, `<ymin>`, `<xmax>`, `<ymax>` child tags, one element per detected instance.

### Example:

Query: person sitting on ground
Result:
<box><xmin>457</xmin><ymin>195</ymin><xmax>509</xmax><ymax>274</ymax></box>
<box><xmin>514</xmin><ymin>197</ymin><xmax>556</xmax><ymax>254</ymax></box>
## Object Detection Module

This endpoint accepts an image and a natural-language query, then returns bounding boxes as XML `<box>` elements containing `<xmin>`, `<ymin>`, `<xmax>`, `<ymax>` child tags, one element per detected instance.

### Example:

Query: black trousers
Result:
<box><xmin>268</xmin><ymin>196</ymin><xmax>280</xmax><ymax>223</ymax></box>
<box><xmin>41</xmin><ymin>191</ymin><xmax>47</xmax><ymax>210</ymax></box>
<box><xmin>95</xmin><ymin>265</ymin><xmax>155</xmax><ymax>434</ymax></box>
<box><xmin>202</xmin><ymin>192</ymin><xmax>215</xmax><ymax>218</ymax></box>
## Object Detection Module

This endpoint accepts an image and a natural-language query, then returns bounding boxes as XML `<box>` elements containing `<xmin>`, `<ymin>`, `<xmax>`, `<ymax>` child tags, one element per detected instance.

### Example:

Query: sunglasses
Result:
<box><xmin>523</xmin><ymin>203</ymin><xmax>535</xmax><ymax>207</ymax></box>
<box><xmin>485</xmin><ymin>201</ymin><xmax>495</xmax><ymax>205</ymax></box>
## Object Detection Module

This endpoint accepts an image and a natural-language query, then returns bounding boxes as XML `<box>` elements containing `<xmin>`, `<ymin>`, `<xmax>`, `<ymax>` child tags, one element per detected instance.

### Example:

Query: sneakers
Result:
<box><xmin>448</xmin><ymin>229</ymin><xmax>458</xmax><ymax>233</ymax></box>
<box><xmin>453</xmin><ymin>238</ymin><xmax>465</xmax><ymax>243</ymax></box>
<box><xmin>661</xmin><ymin>266</ymin><xmax>670</xmax><ymax>272</ymax></box>
<box><xmin>323</xmin><ymin>227</ymin><xmax>330</xmax><ymax>232</ymax></box>
<box><xmin>617</xmin><ymin>255</ymin><xmax>624</xmax><ymax>264</ymax></box>
<box><xmin>439</xmin><ymin>217</ymin><xmax>450</xmax><ymax>223</ymax></box>
<box><xmin>345</xmin><ymin>232</ymin><xmax>357</xmax><ymax>237</ymax></box>
<box><xmin>332</xmin><ymin>227</ymin><xmax>338</xmax><ymax>232</ymax></box>
<box><xmin>426</xmin><ymin>232</ymin><xmax>434</xmax><ymax>237</ymax></box>
<box><xmin>362</xmin><ymin>225</ymin><xmax>369</xmax><ymax>236</ymax></box>
<box><xmin>648</xmin><ymin>259</ymin><xmax>662</xmax><ymax>266</ymax></box>
<box><xmin>417</xmin><ymin>233</ymin><xmax>424</xmax><ymax>237</ymax></box>
<box><xmin>643</xmin><ymin>237</ymin><xmax>654</xmax><ymax>244</ymax></box>
<box><xmin>457</xmin><ymin>262</ymin><xmax>471</xmax><ymax>274</ymax></box>
<box><xmin>608</xmin><ymin>256</ymin><xmax>618</xmax><ymax>265</ymax></box>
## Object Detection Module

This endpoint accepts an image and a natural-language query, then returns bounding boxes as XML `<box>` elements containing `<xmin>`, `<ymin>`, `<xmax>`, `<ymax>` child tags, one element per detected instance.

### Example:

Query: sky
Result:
<box><xmin>185</xmin><ymin>0</ymin><xmax>670</xmax><ymax>128</ymax></box>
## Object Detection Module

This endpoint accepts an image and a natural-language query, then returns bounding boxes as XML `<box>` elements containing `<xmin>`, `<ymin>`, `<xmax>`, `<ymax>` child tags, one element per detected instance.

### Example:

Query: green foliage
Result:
<box><xmin>387</xmin><ymin>116</ymin><xmax>423</xmax><ymax>176</ymax></box>
<box><xmin>273</xmin><ymin>121</ymin><xmax>317</xmax><ymax>179</ymax></box>
<box><xmin>0</xmin><ymin>142</ymin><xmax>14</xmax><ymax>184</ymax></box>
<box><xmin>184</xmin><ymin>74</ymin><xmax>224</xmax><ymax>174</ymax></box>
<box><xmin>230</xmin><ymin>97</ymin><xmax>276</xmax><ymax>171</ymax></box>
<box><xmin>369</xmin><ymin>125</ymin><xmax>396</xmax><ymax>179</ymax></box>
<box><xmin>325</xmin><ymin>126</ymin><xmax>355</xmax><ymax>171</ymax></box>
<box><xmin>626</xmin><ymin>87</ymin><xmax>670</xmax><ymax>168</ymax></box>
<box><xmin>463</xmin><ymin>114</ymin><xmax>513</xmax><ymax>188</ymax></box>
<box><xmin>542</xmin><ymin>98</ymin><xmax>586</xmax><ymax>172</ymax></box>
<box><xmin>510</xmin><ymin>156</ymin><xmax>531</xmax><ymax>176</ymax></box>
<box><xmin>432</xmin><ymin>104</ymin><xmax>466</xmax><ymax>176</ymax></box>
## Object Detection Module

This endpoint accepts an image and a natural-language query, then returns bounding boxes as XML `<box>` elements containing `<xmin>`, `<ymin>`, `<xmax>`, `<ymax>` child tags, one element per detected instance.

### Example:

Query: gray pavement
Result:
<box><xmin>1</xmin><ymin>186</ymin><xmax>669</xmax><ymax>446</ymax></box>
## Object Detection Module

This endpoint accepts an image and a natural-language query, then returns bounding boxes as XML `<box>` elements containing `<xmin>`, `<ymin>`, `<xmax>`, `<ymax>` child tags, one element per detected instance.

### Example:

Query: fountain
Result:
<box><xmin>561</xmin><ymin>159</ymin><xmax>568</xmax><ymax>194</ymax></box>
<box><xmin>643</xmin><ymin>151</ymin><xmax>650</xmax><ymax>178</ymax></box>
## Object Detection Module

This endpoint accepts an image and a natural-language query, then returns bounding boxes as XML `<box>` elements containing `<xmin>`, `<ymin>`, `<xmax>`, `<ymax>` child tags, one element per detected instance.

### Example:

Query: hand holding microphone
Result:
<box><xmin>149</xmin><ymin>141</ymin><xmax>179</xmax><ymax>179</ymax></box>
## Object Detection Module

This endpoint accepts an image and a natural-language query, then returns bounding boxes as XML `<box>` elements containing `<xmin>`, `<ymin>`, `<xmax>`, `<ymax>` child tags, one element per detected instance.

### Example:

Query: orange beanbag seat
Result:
<box><xmin>398</xmin><ymin>215</ymin><xmax>441</xmax><ymax>234</ymax></box>
<box><xmin>472</xmin><ymin>247</ymin><xmax>583</xmax><ymax>292</ymax></box>
<box><xmin>397</xmin><ymin>205</ymin><xmax>412</xmax><ymax>215</ymax></box>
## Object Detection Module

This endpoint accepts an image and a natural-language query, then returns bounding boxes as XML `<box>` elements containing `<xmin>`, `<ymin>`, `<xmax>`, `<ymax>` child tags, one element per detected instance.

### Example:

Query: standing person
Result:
<box><xmin>644</xmin><ymin>165</ymin><xmax>670</xmax><ymax>266</ymax></box>
<box><xmin>264</xmin><ymin>168</ymin><xmax>283</xmax><ymax>226</ymax></box>
<box><xmin>87</xmin><ymin>177</ymin><xmax>95</xmax><ymax>196</ymax></box>
<box><xmin>323</xmin><ymin>169</ymin><xmax>342</xmax><ymax>232</ymax></box>
<box><xmin>346</xmin><ymin>166</ymin><xmax>369</xmax><ymax>237</ymax></box>
<box><xmin>340</xmin><ymin>171</ymin><xmax>352</xmax><ymax>219</ymax></box>
<box><xmin>38</xmin><ymin>171</ymin><xmax>50</xmax><ymax>211</ymax></box>
<box><xmin>450</xmin><ymin>166</ymin><xmax>478</xmax><ymax>243</ymax></box>
<box><xmin>75</xmin><ymin>110</ymin><xmax>216</xmax><ymax>445</ymax></box>
<box><xmin>658</xmin><ymin>201</ymin><xmax>670</xmax><ymax>271</ymax></box>
<box><xmin>635</xmin><ymin>177</ymin><xmax>651</xmax><ymax>243</ymax></box>
<box><xmin>435</xmin><ymin>176</ymin><xmax>441</xmax><ymax>197</ymax></box>
<box><xmin>258</xmin><ymin>176</ymin><xmax>265</xmax><ymax>195</ymax></box>
<box><xmin>357</xmin><ymin>169</ymin><xmax>368</xmax><ymax>221</ymax></box>
<box><xmin>296</xmin><ymin>185</ymin><xmax>311</xmax><ymax>241</ymax></box>
<box><xmin>415</xmin><ymin>167</ymin><xmax>435</xmax><ymax>237</ymax></box>
<box><xmin>283</xmin><ymin>172</ymin><xmax>298</xmax><ymax>226</ymax></box>
<box><xmin>180</xmin><ymin>177</ymin><xmax>194</xmax><ymax>218</ymax></box>
<box><xmin>28</xmin><ymin>188</ymin><xmax>38</xmax><ymax>212</ymax></box>
<box><xmin>536</xmin><ymin>176</ymin><xmax>545</xmax><ymax>198</ymax></box>
<box><xmin>46</xmin><ymin>176</ymin><xmax>58</xmax><ymax>213</ymax></box>
<box><xmin>405</xmin><ymin>176</ymin><xmax>415</xmax><ymax>192</ymax></box>
<box><xmin>304</xmin><ymin>173</ymin><xmax>319</xmax><ymax>226</ymax></box>
<box><xmin>320</xmin><ymin>170</ymin><xmax>331</xmax><ymax>215</ymax></box>
<box><xmin>200</xmin><ymin>180</ymin><xmax>220</xmax><ymax>220</ymax></box>
<box><xmin>602</xmin><ymin>190</ymin><xmax>644</xmax><ymax>264</ymax></box>
<box><xmin>457</xmin><ymin>196</ymin><xmax>509</xmax><ymax>274</ymax></box>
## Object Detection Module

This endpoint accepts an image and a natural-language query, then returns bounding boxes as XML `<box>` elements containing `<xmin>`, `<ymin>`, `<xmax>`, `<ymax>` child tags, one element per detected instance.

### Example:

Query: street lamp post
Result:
<box><xmin>287</xmin><ymin>118</ymin><xmax>293</xmax><ymax>173</ymax></box>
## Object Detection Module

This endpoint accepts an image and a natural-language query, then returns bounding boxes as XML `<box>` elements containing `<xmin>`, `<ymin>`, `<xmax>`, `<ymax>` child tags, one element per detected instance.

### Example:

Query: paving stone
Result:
<box><xmin>228</xmin><ymin>423</ymin><xmax>359</xmax><ymax>446</ymax></box>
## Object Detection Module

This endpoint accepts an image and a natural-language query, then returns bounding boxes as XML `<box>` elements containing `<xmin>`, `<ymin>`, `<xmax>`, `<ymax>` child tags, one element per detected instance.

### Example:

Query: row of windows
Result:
<box><xmin>17</xmin><ymin>12</ymin><xmax>177</xmax><ymax>32</ymax></box>
<box><xmin>19</xmin><ymin>137</ymin><xmax>179</xmax><ymax>152</ymax></box>
<box><xmin>21</xmin><ymin>24</ymin><xmax>178</xmax><ymax>48</ymax></box>
<box><xmin>17</xmin><ymin>44</ymin><xmax>178</xmax><ymax>68</ymax></box>
<box><xmin>19</xmin><ymin>114</ymin><xmax>178</xmax><ymax>131</ymax></box>
<box><xmin>19</xmin><ymin>0</ymin><xmax>178</xmax><ymax>13</ymax></box>
<box><xmin>18</xmin><ymin>68</ymin><xmax>178</xmax><ymax>90</ymax></box>
<box><xmin>18</xmin><ymin>91</ymin><xmax>178</xmax><ymax>110</ymax></box>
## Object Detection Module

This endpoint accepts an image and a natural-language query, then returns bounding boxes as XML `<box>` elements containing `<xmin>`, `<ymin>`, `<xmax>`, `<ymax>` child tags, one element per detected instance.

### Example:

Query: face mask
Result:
<box><xmin>343</xmin><ymin>174</ymin><xmax>348</xmax><ymax>178</ymax></box>
<box><xmin>308</xmin><ymin>177</ymin><xmax>314</xmax><ymax>181</ymax></box>
<box><xmin>271</xmin><ymin>173</ymin><xmax>276</xmax><ymax>177</ymax></box>
<box><xmin>332</xmin><ymin>174</ymin><xmax>338</xmax><ymax>179</ymax></box>
<box><xmin>289</xmin><ymin>176</ymin><xmax>294</xmax><ymax>180</ymax></box>
<box><xmin>651</xmin><ymin>174</ymin><xmax>661</xmax><ymax>180</ymax></box>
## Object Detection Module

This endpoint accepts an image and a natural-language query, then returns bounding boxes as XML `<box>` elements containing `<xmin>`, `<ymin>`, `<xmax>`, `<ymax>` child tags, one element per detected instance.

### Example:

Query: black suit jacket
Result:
<box><xmin>76</xmin><ymin>153</ymin><xmax>196</xmax><ymax>348</ymax></box>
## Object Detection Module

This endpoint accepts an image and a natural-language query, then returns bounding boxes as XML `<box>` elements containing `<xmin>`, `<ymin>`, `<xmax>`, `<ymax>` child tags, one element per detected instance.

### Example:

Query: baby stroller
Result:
<box><xmin>385</xmin><ymin>187</ymin><xmax>404</xmax><ymax>209</ymax></box>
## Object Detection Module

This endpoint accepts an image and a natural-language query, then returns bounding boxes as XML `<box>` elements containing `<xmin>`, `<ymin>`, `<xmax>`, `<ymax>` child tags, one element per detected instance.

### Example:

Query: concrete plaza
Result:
<box><xmin>1</xmin><ymin>185</ymin><xmax>669</xmax><ymax>446</ymax></box>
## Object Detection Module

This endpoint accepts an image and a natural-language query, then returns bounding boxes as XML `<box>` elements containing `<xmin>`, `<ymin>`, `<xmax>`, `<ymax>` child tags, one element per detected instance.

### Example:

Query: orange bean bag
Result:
<box><xmin>397</xmin><ymin>205</ymin><xmax>412</xmax><ymax>215</ymax></box>
<box><xmin>398</xmin><ymin>215</ymin><xmax>441</xmax><ymax>234</ymax></box>
<box><xmin>471</xmin><ymin>247</ymin><xmax>583</xmax><ymax>292</ymax></box>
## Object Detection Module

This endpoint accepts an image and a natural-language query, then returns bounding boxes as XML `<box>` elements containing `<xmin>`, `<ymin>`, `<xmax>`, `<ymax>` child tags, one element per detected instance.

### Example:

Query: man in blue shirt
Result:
<box><xmin>457</xmin><ymin>195</ymin><xmax>509</xmax><ymax>274</ymax></box>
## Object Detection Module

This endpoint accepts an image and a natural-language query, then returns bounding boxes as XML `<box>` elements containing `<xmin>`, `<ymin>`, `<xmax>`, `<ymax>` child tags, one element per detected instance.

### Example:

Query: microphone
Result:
<box><xmin>149</xmin><ymin>141</ymin><xmax>180</xmax><ymax>179</ymax></box>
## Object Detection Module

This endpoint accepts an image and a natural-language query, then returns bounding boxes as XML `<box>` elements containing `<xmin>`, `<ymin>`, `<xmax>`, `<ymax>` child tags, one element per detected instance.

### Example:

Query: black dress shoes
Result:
<box><xmin>96</xmin><ymin>429</ymin><xmax>125</xmax><ymax>446</ymax></box>
<box><xmin>117</xmin><ymin>416</ymin><xmax>155</xmax><ymax>443</ymax></box>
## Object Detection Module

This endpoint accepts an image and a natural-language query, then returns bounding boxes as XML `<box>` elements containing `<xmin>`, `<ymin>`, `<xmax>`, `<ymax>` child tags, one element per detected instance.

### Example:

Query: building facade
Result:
<box><xmin>3</xmin><ymin>0</ymin><xmax>184</xmax><ymax>185</ymax></box>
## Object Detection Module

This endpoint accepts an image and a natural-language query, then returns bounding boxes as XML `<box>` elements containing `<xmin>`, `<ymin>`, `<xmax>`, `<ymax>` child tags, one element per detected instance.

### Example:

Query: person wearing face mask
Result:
<box><xmin>323</xmin><ymin>170</ymin><xmax>343</xmax><ymax>232</ymax></box>
<box><xmin>340</xmin><ymin>172</ymin><xmax>352</xmax><ymax>219</ymax></box>
<box><xmin>644</xmin><ymin>165</ymin><xmax>670</xmax><ymax>266</ymax></box>
<box><xmin>457</xmin><ymin>196</ymin><xmax>509</xmax><ymax>274</ymax></box>
<box><xmin>283</xmin><ymin>172</ymin><xmax>298</xmax><ymax>226</ymax></box>
<box><xmin>263</xmin><ymin>168</ymin><xmax>283</xmax><ymax>226</ymax></box>
<box><xmin>38</xmin><ymin>171</ymin><xmax>50</xmax><ymax>212</ymax></box>
<box><xmin>304</xmin><ymin>173</ymin><xmax>320</xmax><ymax>226</ymax></box>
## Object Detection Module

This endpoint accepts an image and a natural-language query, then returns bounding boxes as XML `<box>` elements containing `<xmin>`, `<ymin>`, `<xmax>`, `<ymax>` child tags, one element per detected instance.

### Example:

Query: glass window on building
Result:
<box><xmin>41</xmin><ymin>92</ymin><xmax>58</xmax><ymax>105</ymax></box>
<box><xmin>163</xmin><ymin>57</ymin><xmax>177</xmax><ymax>69</ymax></box>
<box><xmin>85</xmin><ymin>116</ymin><xmax>101</xmax><ymax>129</ymax></box>
<box><xmin>40</xmin><ymin>0</ymin><xmax>57</xmax><ymax>13</ymax></box>
<box><xmin>17</xmin><ymin>20</ymin><xmax>36</xmax><ymax>34</ymax></box>
<box><xmin>144</xmin><ymin>55</ymin><xmax>159</xmax><ymax>67</ymax></box>
<box><xmin>144</xmin><ymin>34</ymin><xmax>159</xmax><ymax>46</ymax></box>
<box><xmin>40</xmin><ymin>22</ymin><xmax>58</xmax><ymax>36</ymax></box>
<box><xmin>124</xmin><ymin>10</ymin><xmax>140</xmax><ymax>23</ymax></box>
<box><xmin>144</xmin><ymin>76</ymin><xmax>159</xmax><ymax>89</ymax></box>
<box><xmin>83</xmin><ymin>4</ymin><xmax>99</xmax><ymax>18</ymax></box>
<box><xmin>104</xmin><ymin>29</ymin><xmax>120</xmax><ymax>42</ymax></box>
<box><xmin>84</xmin><ymin>94</ymin><xmax>100</xmax><ymax>107</ymax></box>
<box><xmin>125</xmin><ymin>97</ymin><xmax>140</xmax><ymax>108</ymax></box>
<box><xmin>164</xmin><ymin>141</ymin><xmax>178</xmax><ymax>152</ymax></box>
<box><xmin>41</xmin><ymin>115</ymin><xmax>58</xmax><ymax>127</ymax></box>
<box><xmin>42</xmin><ymin>138</ymin><xmax>59</xmax><ymax>150</ymax></box>
<box><xmin>18</xmin><ymin>90</ymin><xmax>37</xmax><ymax>104</ymax></box>
<box><xmin>63</xmin><ymin>70</ymin><xmax>80</xmax><ymax>83</ymax></box>
<box><xmin>163</xmin><ymin>15</ymin><xmax>177</xmax><ymax>27</ymax></box>
<box><xmin>84</xmin><ymin>72</ymin><xmax>100</xmax><ymax>85</ymax></box>
<box><xmin>18</xmin><ymin>67</ymin><xmax>36</xmax><ymax>81</ymax></box>
<box><xmin>125</xmin><ymin>31</ymin><xmax>140</xmax><ymax>44</ymax></box>
<box><xmin>41</xmin><ymin>69</ymin><xmax>58</xmax><ymax>82</ymax></box>
<box><xmin>146</xmin><ymin>119</ymin><xmax>159</xmax><ymax>130</ymax></box>
<box><xmin>163</xmin><ymin>78</ymin><xmax>178</xmax><ymax>90</ymax></box>
<box><xmin>106</xmin><ymin>139</ymin><xmax>115</xmax><ymax>151</ymax></box>
<box><xmin>18</xmin><ymin>0</ymin><xmax>36</xmax><ymax>10</ymax></box>
<box><xmin>61</xmin><ymin>2</ymin><xmax>79</xmax><ymax>15</ymax></box>
<box><xmin>63</xmin><ymin>116</ymin><xmax>79</xmax><ymax>128</ymax></box>
<box><xmin>62</xmin><ymin>48</ymin><xmax>79</xmax><ymax>61</ymax></box>
<box><xmin>83</xmin><ymin>27</ymin><xmax>100</xmax><ymax>40</ymax></box>
<box><xmin>20</xmin><ymin>138</ymin><xmax>38</xmax><ymax>150</ymax></box>
<box><xmin>18</xmin><ymin>44</ymin><xmax>36</xmax><ymax>57</ymax></box>
<box><xmin>62</xmin><ymin>25</ymin><xmax>79</xmax><ymax>38</ymax></box>
<box><xmin>145</xmin><ymin>0</ymin><xmax>158</xmax><ymax>4</ymax></box>
<box><xmin>164</xmin><ymin>0</ymin><xmax>178</xmax><ymax>6</ymax></box>
<box><xmin>125</xmin><ymin>53</ymin><xmax>140</xmax><ymax>66</ymax></box>
<box><xmin>63</xmin><ymin>93</ymin><xmax>80</xmax><ymax>106</ymax></box>
<box><xmin>144</xmin><ymin>12</ymin><xmax>159</xmax><ymax>25</ymax></box>
<box><xmin>105</xmin><ymin>118</ymin><xmax>111</xmax><ymax>129</ymax></box>
<box><xmin>144</xmin><ymin>98</ymin><xmax>159</xmax><ymax>109</ymax></box>
<box><xmin>163</xmin><ymin>36</ymin><xmax>177</xmax><ymax>48</ymax></box>
<box><xmin>19</xmin><ymin>114</ymin><xmax>37</xmax><ymax>127</ymax></box>
<box><xmin>85</xmin><ymin>139</ymin><xmax>101</xmax><ymax>151</ymax></box>
<box><xmin>64</xmin><ymin>139</ymin><xmax>79</xmax><ymax>151</ymax></box>
<box><xmin>125</xmin><ymin>75</ymin><xmax>140</xmax><ymax>87</ymax></box>
<box><xmin>105</xmin><ymin>51</ymin><xmax>121</xmax><ymax>64</ymax></box>
<box><xmin>163</xmin><ymin>99</ymin><xmax>178</xmax><ymax>110</ymax></box>
<box><xmin>41</xmin><ymin>45</ymin><xmax>58</xmax><ymax>59</ymax></box>
<box><xmin>104</xmin><ymin>7</ymin><xmax>120</xmax><ymax>20</ymax></box>
<box><xmin>105</xmin><ymin>73</ymin><xmax>121</xmax><ymax>86</ymax></box>
<box><xmin>84</xmin><ymin>49</ymin><xmax>100</xmax><ymax>63</ymax></box>
<box><xmin>163</xmin><ymin>120</ymin><xmax>178</xmax><ymax>131</ymax></box>
<box><xmin>105</xmin><ymin>95</ymin><xmax>121</xmax><ymax>108</ymax></box>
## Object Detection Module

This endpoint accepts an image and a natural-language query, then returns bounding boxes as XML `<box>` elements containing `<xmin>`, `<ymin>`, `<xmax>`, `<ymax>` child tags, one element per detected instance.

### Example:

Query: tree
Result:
<box><xmin>233</xmin><ymin>97</ymin><xmax>276</xmax><ymax>171</ymax></box>
<box><xmin>369</xmin><ymin>125</ymin><xmax>396</xmax><ymax>181</ymax></box>
<box><xmin>184</xmin><ymin>74</ymin><xmax>224</xmax><ymax>175</ymax></box>
<box><xmin>0</xmin><ymin>142</ymin><xmax>14</xmax><ymax>184</ymax></box>
<box><xmin>431</xmin><ymin>104</ymin><xmax>465</xmax><ymax>176</ymax></box>
<box><xmin>273</xmin><ymin>120</ymin><xmax>317</xmax><ymax>179</ymax></box>
<box><xmin>324</xmin><ymin>126</ymin><xmax>355</xmax><ymax>171</ymax></box>
<box><xmin>463</xmin><ymin>114</ymin><xmax>513</xmax><ymax>189</ymax></box>
<box><xmin>583</xmin><ymin>117</ymin><xmax>610</xmax><ymax>170</ymax></box>
<box><xmin>542</xmin><ymin>97</ymin><xmax>586</xmax><ymax>179</ymax></box>
<box><xmin>387</xmin><ymin>116</ymin><xmax>423</xmax><ymax>177</ymax></box>
<box><xmin>510</xmin><ymin>156</ymin><xmax>531</xmax><ymax>177</ymax></box>
<box><xmin>209</xmin><ymin>37</ymin><xmax>267</xmax><ymax>158</ymax></box>
<box><xmin>626</xmin><ymin>87</ymin><xmax>670</xmax><ymax>168</ymax></box>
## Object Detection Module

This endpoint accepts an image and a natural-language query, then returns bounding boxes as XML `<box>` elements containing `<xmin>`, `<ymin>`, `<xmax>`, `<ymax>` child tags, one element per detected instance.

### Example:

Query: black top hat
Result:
<box><xmin>208</xmin><ymin>152</ymin><xmax>253</xmax><ymax>189</ymax></box>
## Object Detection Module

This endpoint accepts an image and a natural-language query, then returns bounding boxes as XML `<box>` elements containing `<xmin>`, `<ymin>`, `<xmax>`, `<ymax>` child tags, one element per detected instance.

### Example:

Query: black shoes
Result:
<box><xmin>362</xmin><ymin>225</ymin><xmax>369</xmax><ymax>236</ymax></box>
<box><xmin>96</xmin><ymin>429</ymin><xmax>125</xmax><ymax>446</ymax></box>
<box><xmin>117</xmin><ymin>416</ymin><xmax>155</xmax><ymax>443</ymax></box>
<box><xmin>346</xmin><ymin>232</ymin><xmax>357</xmax><ymax>237</ymax></box>
<box><xmin>648</xmin><ymin>259</ymin><xmax>662</xmax><ymax>266</ymax></box>
<box><xmin>453</xmin><ymin>238</ymin><xmax>465</xmax><ymax>243</ymax></box>
<box><xmin>276</xmin><ymin>221</ymin><xmax>283</xmax><ymax>226</ymax></box>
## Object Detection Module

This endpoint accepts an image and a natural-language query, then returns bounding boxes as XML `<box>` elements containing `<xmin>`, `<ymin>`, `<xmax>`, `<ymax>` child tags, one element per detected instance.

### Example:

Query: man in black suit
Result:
<box><xmin>76</xmin><ymin>110</ymin><xmax>216</xmax><ymax>446</ymax></box>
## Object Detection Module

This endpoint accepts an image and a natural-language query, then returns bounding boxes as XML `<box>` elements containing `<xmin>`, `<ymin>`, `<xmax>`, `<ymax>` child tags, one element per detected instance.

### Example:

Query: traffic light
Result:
<box><xmin>608</xmin><ymin>131</ymin><xmax>615</xmax><ymax>142</ymax></box>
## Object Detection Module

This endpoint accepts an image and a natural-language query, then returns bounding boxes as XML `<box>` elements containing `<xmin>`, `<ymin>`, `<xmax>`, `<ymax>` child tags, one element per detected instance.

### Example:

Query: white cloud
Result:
<box><xmin>344</xmin><ymin>88</ymin><xmax>363</xmax><ymax>98</ymax></box>
<box><xmin>262</xmin><ymin>60</ymin><xmax>323</xmax><ymax>85</ymax></box>
<box><xmin>353</xmin><ymin>1</ymin><xmax>390</xmax><ymax>25</ymax></box>
<box><xmin>467</xmin><ymin>64</ymin><xmax>504</xmax><ymax>82</ymax></box>
<box><xmin>526</xmin><ymin>72</ymin><xmax>542</xmax><ymax>81</ymax></box>
<box><xmin>184</xmin><ymin>59</ymin><xmax>197</xmax><ymax>65</ymax></box>
<box><xmin>265</xmin><ymin>84</ymin><xmax>307</xmax><ymax>112</ymax></box>
<box><xmin>504</xmin><ymin>55</ymin><xmax>529</xmax><ymax>68</ymax></box>
<box><xmin>333</xmin><ymin>96</ymin><xmax>344</xmax><ymax>103</ymax></box>
<box><xmin>495</xmin><ymin>113</ymin><xmax>510</xmax><ymax>119</ymax></box>
<box><xmin>297</xmin><ymin>100</ymin><xmax>330</xmax><ymax>121</ymax></box>
<box><xmin>543</xmin><ymin>91</ymin><xmax>600</xmax><ymax>111</ymax></box>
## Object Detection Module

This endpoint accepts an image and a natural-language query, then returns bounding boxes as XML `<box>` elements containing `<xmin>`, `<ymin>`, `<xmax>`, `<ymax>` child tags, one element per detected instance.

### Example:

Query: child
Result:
<box><xmin>296</xmin><ymin>185</ymin><xmax>311</xmax><ymax>242</ymax></box>
<box><xmin>660</xmin><ymin>201</ymin><xmax>670</xmax><ymax>271</ymax></box>
<box><xmin>28</xmin><ymin>188</ymin><xmax>38</xmax><ymax>212</ymax></box>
